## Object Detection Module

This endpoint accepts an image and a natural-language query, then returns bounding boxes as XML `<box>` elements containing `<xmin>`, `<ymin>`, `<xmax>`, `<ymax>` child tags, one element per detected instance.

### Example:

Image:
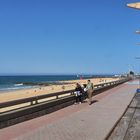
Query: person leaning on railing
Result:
<box><xmin>74</xmin><ymin>83</ymin><xmax>83</xmax><ymax>104</ymax></box>
<box><xmin>82</xmin><ymin>84</ymin><xmax>88</xmax><ymax>99</ymax></box>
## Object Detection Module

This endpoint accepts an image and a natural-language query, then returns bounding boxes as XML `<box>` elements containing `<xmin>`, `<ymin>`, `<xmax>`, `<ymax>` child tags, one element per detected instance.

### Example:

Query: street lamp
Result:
<box><xmin>127</xmin><ymin>2</ymin><xmax>140</xmax><ymax>92</ymax></box>
<box><xmin>135</xmin><ymin>57</ymin><xmax>140</xmax><ymax>91</ymax></box>
<box><xmin>127</xmin><ymin>2</ymin><xmax>140</xmax><ymax>10</ymax></box>
<box><xmin>135</xmin><ymin>57</ymin><xmax>140</xmax><ymax>59</ymax></box>
<box><xmin>135</xmin><ymin>31</ymin><xmax>140</xmax><ymax>46</ymax></box>
<box><xmin>136</xmin><ymin>30</ymin><xmax>140</xmax><ymax>34</ymax></box>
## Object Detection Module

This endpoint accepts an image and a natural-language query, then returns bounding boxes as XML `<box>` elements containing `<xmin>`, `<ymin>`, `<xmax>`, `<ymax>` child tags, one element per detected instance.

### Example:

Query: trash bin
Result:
<box><xmin>136</xmin><ymin>88</ymin><xmax>140</xmax><ymax>93</ymax></box>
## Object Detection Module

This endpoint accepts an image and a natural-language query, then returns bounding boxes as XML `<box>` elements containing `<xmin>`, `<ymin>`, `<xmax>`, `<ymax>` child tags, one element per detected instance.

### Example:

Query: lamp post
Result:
<box><xmin>136</xmin><ymin>30</ymin><xmax>140</xmax><ymax>34</ymax></box>
<box><xmin>135</xmin><ymin>57</ymin><xmax>140</xmax><ymax>91</ymax></box>
<box><xmin>135</xmin><ymin>29</ymin><xmax>140</xmax><ymax>86</ymax></box>
<box><xmin>127</xmin><ymin>2</ymin><xmax>140</xmax><ymax>92</ymax></box>
<box><xmin>127</xmin><ymin>2</ymin><xmax>140</xmax><ymax>10</ymax></box>
<box><xmin>134</xmin><ymin>31</ymin><xmax>140</xmax><ymax>46</ymax></box>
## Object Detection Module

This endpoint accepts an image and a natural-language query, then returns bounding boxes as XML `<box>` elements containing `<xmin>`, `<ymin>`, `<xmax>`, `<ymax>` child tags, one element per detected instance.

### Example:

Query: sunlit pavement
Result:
<box><xmin>0</xmin><ymin>81</ymin><xmax>137</xmax><ymax>140</ymax></box>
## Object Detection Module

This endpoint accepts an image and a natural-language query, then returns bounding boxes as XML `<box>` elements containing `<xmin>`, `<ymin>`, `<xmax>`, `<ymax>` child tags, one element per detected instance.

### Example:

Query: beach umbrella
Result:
<box><xmin>127</xmin><ymin>2</ymin><xmax>140</xmax><ymax>10</ymax></box>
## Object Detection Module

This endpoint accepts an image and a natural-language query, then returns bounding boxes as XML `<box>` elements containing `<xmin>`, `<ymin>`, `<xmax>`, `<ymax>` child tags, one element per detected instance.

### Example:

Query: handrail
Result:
<box><xmin>0</xmin><ymin>78</ymin><xmax>129</xmax><ymax>110</ymax></box>
<box><xmin>0</xmin><ymin>89</ymin><xmax>74</xmax><ymax>108</ymax></box>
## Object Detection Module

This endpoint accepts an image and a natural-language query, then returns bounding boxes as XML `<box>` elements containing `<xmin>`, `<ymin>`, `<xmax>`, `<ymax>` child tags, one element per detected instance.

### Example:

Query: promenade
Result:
<box><xmin>0</xmin><ymin>80</ymin><xmax>137</xmax><ymax>140</ymax></box>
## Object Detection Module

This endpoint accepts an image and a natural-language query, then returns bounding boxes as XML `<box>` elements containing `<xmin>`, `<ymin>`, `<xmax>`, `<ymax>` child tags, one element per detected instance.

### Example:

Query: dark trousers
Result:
<box><xmin>83</xmin><ymin>92</ymin><xmax>88</xmax><ymax>99</ymax></box>
<box><xmin>76</xmin><ymin>95</ymin><xmax>82</xmax><ymax>103</ymax></box>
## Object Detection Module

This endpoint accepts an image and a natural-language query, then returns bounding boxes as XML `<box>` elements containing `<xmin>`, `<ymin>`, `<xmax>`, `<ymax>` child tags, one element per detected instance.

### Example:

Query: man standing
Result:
<box><xmin>86</xmin><ymin>80</ymin><xmax>94</xmax><ymax>105</ymax></box>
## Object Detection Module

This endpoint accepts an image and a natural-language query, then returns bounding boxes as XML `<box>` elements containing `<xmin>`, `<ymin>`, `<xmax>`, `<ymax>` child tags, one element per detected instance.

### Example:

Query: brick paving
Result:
<box><xmin>0</xmin><ymin>81</ymin><xmax>137</xmax><ymax>140</ymax></box>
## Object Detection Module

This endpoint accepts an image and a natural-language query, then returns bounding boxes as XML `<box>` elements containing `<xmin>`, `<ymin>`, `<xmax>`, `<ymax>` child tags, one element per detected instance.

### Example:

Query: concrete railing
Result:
<box><xmin>0</xmin><ymin>78</ymin><xmax>130</xmax><ymax>128</ymax></box>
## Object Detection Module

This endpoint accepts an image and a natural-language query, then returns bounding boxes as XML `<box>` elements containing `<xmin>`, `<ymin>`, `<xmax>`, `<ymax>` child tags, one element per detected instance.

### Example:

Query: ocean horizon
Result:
<box><xmin>0</xmin><ymin>74</ymin><xmax>115</xmax><ymax>92</ymax></box>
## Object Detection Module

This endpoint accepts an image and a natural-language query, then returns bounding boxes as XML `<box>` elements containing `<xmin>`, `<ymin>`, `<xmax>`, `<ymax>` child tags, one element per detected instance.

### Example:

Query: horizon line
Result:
<box><xmin>0</xmin><ymin>73</ymin><xmax>124</xmax><ymax>76</ymax></box>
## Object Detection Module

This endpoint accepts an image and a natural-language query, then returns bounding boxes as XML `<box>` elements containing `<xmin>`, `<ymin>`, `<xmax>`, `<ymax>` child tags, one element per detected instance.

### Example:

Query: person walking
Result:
<box><xmin>86</xmin><ymin>80</ymin><xmax>94</xmax><ymax>105</ymax></box>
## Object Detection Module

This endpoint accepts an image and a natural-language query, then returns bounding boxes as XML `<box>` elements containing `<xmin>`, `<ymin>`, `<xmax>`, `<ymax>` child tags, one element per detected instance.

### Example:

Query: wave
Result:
<box><xmin>14</xmin><ymin>83</ymin><xmax>23</xmax><ymax>86</ymax></box>
<box><xmin>0</xmin><ymin>85</ymin><xmax>34</xmax><ymax>92</ymax></box>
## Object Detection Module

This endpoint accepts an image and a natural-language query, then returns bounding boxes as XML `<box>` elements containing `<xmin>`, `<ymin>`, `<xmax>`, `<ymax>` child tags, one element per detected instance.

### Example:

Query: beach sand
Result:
<box><xmin>0</xmin><ymin>77</ymin><xmax>120</xmax><ymax>103</ymax></box>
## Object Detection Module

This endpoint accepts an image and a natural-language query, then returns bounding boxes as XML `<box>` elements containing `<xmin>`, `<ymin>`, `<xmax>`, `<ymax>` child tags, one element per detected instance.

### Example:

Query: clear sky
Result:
<box><xmin>0</xmin><ymin>0</ymin><xmax>140</xmax><ymax>75</ymax></box>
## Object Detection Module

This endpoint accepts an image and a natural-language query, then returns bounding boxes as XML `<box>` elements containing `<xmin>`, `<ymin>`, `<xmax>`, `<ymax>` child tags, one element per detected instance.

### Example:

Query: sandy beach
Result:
<box><xmin>0</xmin><ymin>77</ymin><xmax>120</xmax><ymax>103</ymax></box>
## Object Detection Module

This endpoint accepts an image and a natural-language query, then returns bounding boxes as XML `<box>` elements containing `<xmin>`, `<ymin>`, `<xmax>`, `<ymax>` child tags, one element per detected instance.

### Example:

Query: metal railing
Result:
<box><xmin>0</xmin><ymin>78</ymin><xmax>130</xmax><ymax>113</ymax></box>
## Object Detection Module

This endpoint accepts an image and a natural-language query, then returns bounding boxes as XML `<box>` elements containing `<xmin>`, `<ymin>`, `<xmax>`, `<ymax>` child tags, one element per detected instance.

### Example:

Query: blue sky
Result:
<box><xmin>0</xmin><ymin>0</ymin><xmax>140</xmax><ymax>75</ymax></box>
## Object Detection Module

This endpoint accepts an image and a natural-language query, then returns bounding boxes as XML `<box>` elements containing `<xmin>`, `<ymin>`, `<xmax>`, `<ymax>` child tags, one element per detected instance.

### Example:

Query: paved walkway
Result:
<box><xmin>0</xmin><ymin>81</ymin><xmax>138</xmax><ymax>140</ymax></box>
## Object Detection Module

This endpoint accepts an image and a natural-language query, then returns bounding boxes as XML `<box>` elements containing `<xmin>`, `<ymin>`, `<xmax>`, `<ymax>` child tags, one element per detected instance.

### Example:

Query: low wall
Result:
<box><xmin>0</xmin><ymin>78</ymin><xmax>130</xmax><ymax>129</ymax></box>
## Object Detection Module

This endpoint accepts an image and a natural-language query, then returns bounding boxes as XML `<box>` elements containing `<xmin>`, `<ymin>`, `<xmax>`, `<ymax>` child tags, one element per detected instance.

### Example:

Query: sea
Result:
<box><xmin>0</xmin><ymin>75</ymin><xmax>114</xmax><ymax>92</ymax></box>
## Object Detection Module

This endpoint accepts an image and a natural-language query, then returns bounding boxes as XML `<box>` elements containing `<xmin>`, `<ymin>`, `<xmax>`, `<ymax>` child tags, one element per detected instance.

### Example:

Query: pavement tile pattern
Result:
<box><xmin>0</xmin><ymin>81</ymin><xmax>138</xmax><ymax>140</ymax></box>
